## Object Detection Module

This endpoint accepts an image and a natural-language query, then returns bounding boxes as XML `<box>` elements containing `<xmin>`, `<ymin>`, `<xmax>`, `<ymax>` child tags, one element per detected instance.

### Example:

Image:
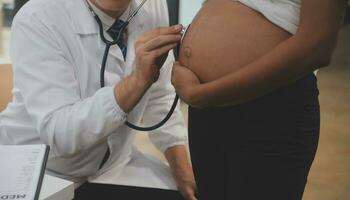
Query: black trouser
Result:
<box><xmin>74</xmin><ymin>183</ymin><xmax>185</xmax><ymax>200</ymax></box>
<box><xmin>188</xmin><ymin>74</ymin><xmax>320</xmax><ymax>200</ymax></box>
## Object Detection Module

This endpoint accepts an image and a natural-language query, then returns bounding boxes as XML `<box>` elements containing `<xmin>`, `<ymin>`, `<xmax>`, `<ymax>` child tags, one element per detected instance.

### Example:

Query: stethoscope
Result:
<box><xmin>86</xmin><ymin>0</ymin><xmax>180</xmax><ymax>132</ymax></box>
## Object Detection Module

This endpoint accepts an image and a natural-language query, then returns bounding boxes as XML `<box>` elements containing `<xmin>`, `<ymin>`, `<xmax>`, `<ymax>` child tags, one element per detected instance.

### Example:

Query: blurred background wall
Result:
<box><xmin>179</xmin><ymin>0</ymin><xmax>202</xmax><ymax>26</ymax></box>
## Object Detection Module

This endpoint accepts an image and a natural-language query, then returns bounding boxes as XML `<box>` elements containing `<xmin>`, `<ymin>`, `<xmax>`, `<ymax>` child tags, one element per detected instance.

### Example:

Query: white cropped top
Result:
<box><xmin>238</xmin><ymin>0</ymin><xmax>301</xmax><ymax>34</ymax></box>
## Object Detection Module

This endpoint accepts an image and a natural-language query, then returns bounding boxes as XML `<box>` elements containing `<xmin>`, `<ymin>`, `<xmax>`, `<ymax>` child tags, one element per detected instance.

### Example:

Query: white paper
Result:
<box><xmin>0</xmin><ymin>145</ymin><xmax>47</xmax><ymax>200</ymax></box>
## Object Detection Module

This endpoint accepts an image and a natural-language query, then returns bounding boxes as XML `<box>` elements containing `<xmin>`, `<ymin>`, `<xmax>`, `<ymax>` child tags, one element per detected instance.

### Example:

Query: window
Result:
<box><xmin>0</xmin><ymin>0</ymin><xmax>28</xmax><ymax>63</ymax></box>
<box><xmin>179</xmin><ymin>0</ymin><xmax>203</xmax><ymax>26</ymax></box>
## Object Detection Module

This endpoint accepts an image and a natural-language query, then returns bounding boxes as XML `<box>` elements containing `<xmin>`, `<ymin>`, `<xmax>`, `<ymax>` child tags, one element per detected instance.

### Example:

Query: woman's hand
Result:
<box><xmin>171</xmin><ymin>62</ymin><xmax>203</xmax><ymax>107</ymax></box>
<box><xmin>172</xmin><ymin>0</ymin><xmax>348</xmax><ymax>107</ymax></box>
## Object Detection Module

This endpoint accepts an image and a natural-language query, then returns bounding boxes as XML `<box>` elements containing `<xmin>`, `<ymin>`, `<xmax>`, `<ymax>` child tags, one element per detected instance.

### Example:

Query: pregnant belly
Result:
<box><xmin>179</xmin><ymin>0</ymin><xmax>292</xmax><ymax>83</ymax></box>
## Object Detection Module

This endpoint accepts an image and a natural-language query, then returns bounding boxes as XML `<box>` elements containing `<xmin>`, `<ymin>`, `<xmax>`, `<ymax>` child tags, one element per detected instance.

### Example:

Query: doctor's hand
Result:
<box><xmin>114</xmin><ymin>25</ymin><xmax>182</xmax><ymax>113</ymax></box>
<box><xmin>134</xmin><ymin>25</ymin><xmax>183</xmax><ymax>85</ymax></box>
<box><xmin>177</xmin><ymin>175</ymin><xmax>198</xmax><ymax>200</ymax></box>
<box><xmin>165</xmin><ymin>146</ymin><xmax>198</xmax><ymax>200</ymax></box>
<box><xmin>171</xmin><ymin>62</ymin><xmax>203</xmax><ymax>108</ymax></box>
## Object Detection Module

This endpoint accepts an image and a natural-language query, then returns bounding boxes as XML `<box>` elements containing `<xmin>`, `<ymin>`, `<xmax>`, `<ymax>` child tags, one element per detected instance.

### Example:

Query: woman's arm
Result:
<box><xmin>172</xmin><ymin>0</ymin><xmax>348</xmax><ymax>107</ymax></box>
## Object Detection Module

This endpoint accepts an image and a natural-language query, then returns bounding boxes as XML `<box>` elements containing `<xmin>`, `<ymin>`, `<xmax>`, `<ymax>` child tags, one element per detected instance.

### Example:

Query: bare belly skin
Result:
<box><xmin>179</xmin><ymin>0</ymin><xmax>292</xmax><ymax>83</ymax></box>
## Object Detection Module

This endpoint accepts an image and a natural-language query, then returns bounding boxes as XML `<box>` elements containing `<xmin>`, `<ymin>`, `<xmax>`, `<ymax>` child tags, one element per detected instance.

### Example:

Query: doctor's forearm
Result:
<box><xmin>114</xmin><ymin>70</ymin><xmax>153</xmax><ymax>113</ymax></box>
<box><xmin>165</xmin><ymin>145</ymin><xmax>191</xmax><ymax>171</ymax></box>
<box><xmin>165</xmin><ymin>145</ymin><xmax>194</xmax><ymax>183</ymax></box>
<box><xmin>165</xmin><ymin>145</ymin><xmax>197</xmax><ymax>199</ymax></box>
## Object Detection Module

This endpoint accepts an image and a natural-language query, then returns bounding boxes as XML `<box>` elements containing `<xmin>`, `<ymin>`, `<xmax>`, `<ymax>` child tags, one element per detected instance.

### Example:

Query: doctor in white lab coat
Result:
<box><xmin>0</xmin><ymin>0</ymin><xmax>197</xmax><ymax>199</ymax></box>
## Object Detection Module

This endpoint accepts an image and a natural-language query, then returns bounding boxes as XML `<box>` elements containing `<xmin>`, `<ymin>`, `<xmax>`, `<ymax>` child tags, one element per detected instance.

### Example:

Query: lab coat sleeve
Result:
<box><xmin>142</xmin><ymin>54</ymin><xmax>188</xmax><ymax>153</ymax></box>
<box><xmin>10</xmin><ymin>16</ymin><xmax>127</xmax><ymax>156</ymax></box>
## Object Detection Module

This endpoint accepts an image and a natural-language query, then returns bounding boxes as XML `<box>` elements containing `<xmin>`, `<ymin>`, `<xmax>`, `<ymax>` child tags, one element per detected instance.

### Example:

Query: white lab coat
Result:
<box><xmin>0</xmin><ymin>0</ymin><xmax>187</xmax><ymax>190</ymax></box>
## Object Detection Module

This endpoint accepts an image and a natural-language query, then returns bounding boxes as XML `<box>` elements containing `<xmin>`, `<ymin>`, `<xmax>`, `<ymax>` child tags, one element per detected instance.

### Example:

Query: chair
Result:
<box><xmin>0</xmin><ymin>64</ymin><xmax>13</xmax><ymax>112</ymax></box>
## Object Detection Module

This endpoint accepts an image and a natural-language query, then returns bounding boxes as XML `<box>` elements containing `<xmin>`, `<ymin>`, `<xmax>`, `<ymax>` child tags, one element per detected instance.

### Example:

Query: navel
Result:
<box><xmin>184</xmin><ymin>47</ymin><xmax>192</xmax><ymax>58</ymax></box>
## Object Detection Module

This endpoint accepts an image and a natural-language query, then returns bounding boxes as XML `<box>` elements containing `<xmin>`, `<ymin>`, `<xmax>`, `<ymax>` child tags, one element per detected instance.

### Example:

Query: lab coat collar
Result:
<box><xmin>68</xmin><ymin>0</ymin><xmax>149</xmax><ymax>36</ymax></box>
<box><xmin>68</xmin><ymin>0</ymin><xmax>151</xmax><ymax>64</ymax></box>
<box><xmin>87</xmin><ymin>0</ymin><xmax>131</xmax><ymax>29</ymax></box>
<box><xmin>67</xmin><ymin>0</ymin><xmax>99</xmax><ymax>35</ymax></box>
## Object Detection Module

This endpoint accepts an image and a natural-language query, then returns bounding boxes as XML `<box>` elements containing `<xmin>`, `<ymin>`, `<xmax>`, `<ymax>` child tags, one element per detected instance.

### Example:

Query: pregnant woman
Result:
<box><xmin>172</xmin><ymin>0</ymin><xmax>348</xmax><ymax>199</ymax></box>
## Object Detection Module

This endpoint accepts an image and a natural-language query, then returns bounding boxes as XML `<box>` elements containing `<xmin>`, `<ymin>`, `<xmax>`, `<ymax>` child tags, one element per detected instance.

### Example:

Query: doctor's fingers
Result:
<box><xmin>143</xmin><ymin>34</ymin><xmax>181</xmax><ymax>52</ymax></box>
<box><xmin>186</xmin><ymin>195</ymin><xmax>198</xmax><ymax>200</ymax></box>
<box><xmin>135</xmin><ymin>25</ymin><xmax>183</xmax><ymax>46</ymax></box>
<box><xmin>137</xmin><ymin>43</ymin><xmax>176</xmax><ymax>67</ymax></box>
<box><xmin>149</xmin><ymin>43</ymin><xmax>178</xmax><ymax>60</ymax></box>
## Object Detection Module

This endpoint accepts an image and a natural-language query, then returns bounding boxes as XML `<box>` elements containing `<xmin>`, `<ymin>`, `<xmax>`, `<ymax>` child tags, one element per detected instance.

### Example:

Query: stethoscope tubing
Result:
<box><xmin>89</xmin><ymin>0</ymin><xmax>179</xmax><ymax>132</ymax></box>
<box><xmin>100</xmin><ymin>37</ymin><xmax>180</xmax><ymax>132</ymax></box>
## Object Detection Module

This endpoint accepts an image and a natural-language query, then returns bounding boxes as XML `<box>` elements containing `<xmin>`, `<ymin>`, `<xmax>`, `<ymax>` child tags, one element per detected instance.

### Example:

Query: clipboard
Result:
<box><xmin>0</xmin><ymin>145</ymin><xmax>50</xmax><ymax>200</ymax></box>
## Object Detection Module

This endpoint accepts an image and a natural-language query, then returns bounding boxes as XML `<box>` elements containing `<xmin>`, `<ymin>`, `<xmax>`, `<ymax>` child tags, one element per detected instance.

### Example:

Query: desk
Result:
<box><xmin>39</xmin><ymin>174</ymin><xmax>75</xmax><ymax>200</ymax></box>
